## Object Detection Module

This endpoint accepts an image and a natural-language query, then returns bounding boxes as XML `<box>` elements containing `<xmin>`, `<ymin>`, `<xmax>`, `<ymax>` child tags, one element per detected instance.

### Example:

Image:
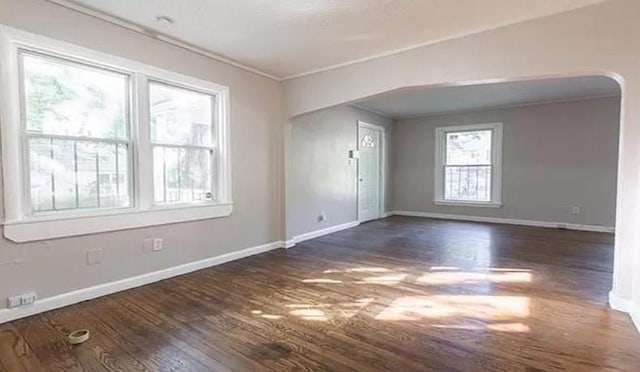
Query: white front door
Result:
<box><xmin>358</xmin><ymin>123</ymin><xmax>382</xmax><ymax>222</ymax></box>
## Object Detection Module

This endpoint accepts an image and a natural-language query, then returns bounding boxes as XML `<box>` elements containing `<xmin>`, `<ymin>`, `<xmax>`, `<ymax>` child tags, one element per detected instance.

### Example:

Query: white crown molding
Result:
<box><xmin>44</xmin><ymin>0</ymin><xmax>281</xmax><ymax>81</ymax></box>
<box><xmin>46</xmin><ymin>0</ymin><xmax>606</xmax><ymax>82</ymax></box>
<box><xmin>280</xmin><ymin>2</ymin><xmax>609</xmax><ymax>81</ymax></box>
<box><xmin>0</xmin><ymin>240</ymin><xmax>286</xmax><ymax>324</ymax></box>
<box><xmin>351</xmin><ymin>103</ymin><xmax>396</xmax><ymax>120</ymax></box>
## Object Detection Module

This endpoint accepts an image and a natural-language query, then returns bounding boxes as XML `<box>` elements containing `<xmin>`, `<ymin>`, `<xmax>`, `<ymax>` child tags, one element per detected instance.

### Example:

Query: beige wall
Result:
<box><xmin>288</xmin><ymin>106</ymin><xmax>393</xmax><ymax>237</ymax></box>
<box><xmin>392</xmin><ymin>97</ymin><xmax>620</xmax><ymax>227</ymax></box>
<box><xmin>0</xmin><ymin>0</ymin><xmax>283</xmax><ymax>310</ymax></box>
<box><xmin>282</xmin><ymin>0</ymin><xmax>640</xmax><ymax>315</ymax></box>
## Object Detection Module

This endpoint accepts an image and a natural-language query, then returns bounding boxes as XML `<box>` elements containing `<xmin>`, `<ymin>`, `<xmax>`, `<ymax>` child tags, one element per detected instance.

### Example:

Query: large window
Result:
<box><xmin>150</xmin><ymin>82</ymin><xmax>216</xmax><ymax>205</ymax></box>
<box><xmin>434</xmin><ymin>123</ymin><xmax>503</xmax><ymax>207</ymax></box>
<box><xmin>22</xmin><ymin>52</ymin><xmax>132</xmax><ymax>213</ymax></box>
<box><xmin>0</xmin><ymin>27</ymin><xmax>231</xmax><ymax>242</ymax></box>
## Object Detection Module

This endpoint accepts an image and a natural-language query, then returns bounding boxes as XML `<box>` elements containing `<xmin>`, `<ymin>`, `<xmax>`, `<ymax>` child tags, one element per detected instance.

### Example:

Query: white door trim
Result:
<box><xmin>357</xmin><ymin>121</ymin><xmax>386</xmax><ymax>222</ymax></box>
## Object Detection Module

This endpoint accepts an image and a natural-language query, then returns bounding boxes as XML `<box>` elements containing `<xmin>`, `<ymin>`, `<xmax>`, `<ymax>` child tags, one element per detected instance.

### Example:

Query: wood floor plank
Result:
<box><xmin>1</xmin><ymin>216</ymin><xmax>639</xmax><ymax>371</ymax></box>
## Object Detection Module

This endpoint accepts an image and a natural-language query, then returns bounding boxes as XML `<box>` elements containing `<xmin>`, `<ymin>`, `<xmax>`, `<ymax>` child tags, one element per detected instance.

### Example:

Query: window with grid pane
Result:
<box><xmin>2</xmin><ymin>28</ymin><xmax>232</xmax><ymax>241</ymax></box>
<box><xmin>149</xmin><ymin>81</ymin><xmax>215</xmax><ymax>204</ymax></box>
<box><xmin>21</xmin><ymin>52</ymin><xmax>131</xmax><ymax>213</ymax></box>
<box><xmin>434</xmin><ymin>122</ymin><xmax>502</xmax><ymax>208</ymax></box>
<box><xmin>444</xmin><ymin>129</ymin><xmax>493</xmax><ymax>201</ymax></box>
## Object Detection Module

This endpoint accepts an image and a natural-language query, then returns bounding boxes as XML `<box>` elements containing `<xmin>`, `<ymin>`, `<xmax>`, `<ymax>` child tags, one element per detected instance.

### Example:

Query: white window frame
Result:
<box><xmin>434</xmin><ymin>122</ymin><xmax>503</xmax><ymax>208</ymax></box>
<box><xmin>0</xmin><ymin>26</ymin><xmax>232</xmax><ymax>242</ymax></box>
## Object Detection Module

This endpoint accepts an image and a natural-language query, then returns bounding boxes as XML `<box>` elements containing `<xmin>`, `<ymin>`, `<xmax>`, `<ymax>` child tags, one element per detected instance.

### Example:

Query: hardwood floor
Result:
<box><xmin>1</xmin><ymin>216</ymin><xmax>639</xmax><ymax>371</ymax></box>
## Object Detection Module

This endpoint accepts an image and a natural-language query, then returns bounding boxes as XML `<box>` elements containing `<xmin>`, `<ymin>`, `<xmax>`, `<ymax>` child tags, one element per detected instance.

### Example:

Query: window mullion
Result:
<box><xmin>135</xmin><ymin>73</ymin><xmax>154</xmax><ymax>210</ymax></box>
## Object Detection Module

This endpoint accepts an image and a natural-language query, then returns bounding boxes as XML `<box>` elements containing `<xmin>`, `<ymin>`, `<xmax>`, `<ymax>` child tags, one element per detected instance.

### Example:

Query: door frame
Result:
<box><xmin>357</xmin><ymin>121</ymin><xmax>386</xmax><ymax>222</ymax></box>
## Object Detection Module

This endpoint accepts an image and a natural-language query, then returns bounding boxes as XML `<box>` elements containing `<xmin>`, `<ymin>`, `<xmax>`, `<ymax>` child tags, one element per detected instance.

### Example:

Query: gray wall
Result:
<box><xmin>288</xmin><ymin>106</ymin><xmax>393</xmax><ymax>237</ymax></box>
<box><xmin>392</xmin><ymin>97</ymin><xmax>620</xmax><ymax>227</ymax></box>
<box><xmin>0</xmin><ymin>0</ymin><xmax>283</xmax><ymax>309</ymax></box>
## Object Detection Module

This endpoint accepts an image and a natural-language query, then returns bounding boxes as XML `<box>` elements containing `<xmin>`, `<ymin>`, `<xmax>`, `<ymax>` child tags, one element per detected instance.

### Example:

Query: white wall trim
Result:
<box><xmin>631</xmin><ymin>303</ymin><xmax>640</xmax><ymax>333</ymax></box>
<box><xmin>609</xmin><ymin>291</ymin><xmax>633</xmax><ymax>312</ymax></box>
<box><xmin>0</xmin><ymin>240</ymin><xmax>285</xmax><ymax>324</ymax></box>
<box><xmin>609</xmin><ymin>291</ymin><xmax>640</xmax><ymax>332</ymax></box>
<box><xmin>390</xmin><ymin>210</ymin><xmax>615</xmax><ymax>233</ymax></box>
<box><xmin>4</xmin><ymin>204</ymin><xmax>234</xmax><ymax>242</ymax></box>
<box><xmin>287</xmin><ymin>221</ymin><xmax>360</xmax><ymax>248</ymax></box>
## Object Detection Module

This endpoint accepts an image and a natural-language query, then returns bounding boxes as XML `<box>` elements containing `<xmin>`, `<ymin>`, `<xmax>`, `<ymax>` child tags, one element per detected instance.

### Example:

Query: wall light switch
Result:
<box><xmin>152</xmin><ymin>238</ymin><xmax>164</xmax><ymax>251</ymax></box>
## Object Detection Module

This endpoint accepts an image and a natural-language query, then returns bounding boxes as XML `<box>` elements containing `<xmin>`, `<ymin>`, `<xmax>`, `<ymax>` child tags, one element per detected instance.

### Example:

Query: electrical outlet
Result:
<box><xmin>571</xmin><ymin>206</ymin><xmax>581</xmax><ymax>215</ymax></box>
<box><xmin>87</xmin><ymin>248</ymin><xmax>103</xmax><ymax>265</ymax></box>
<box><xmin>7</xmin><ymin>296</ymin><xmax>21</xmax><ymax>308</ymax></box>
<box><xmin>21</xmin><ymin>292</ymin><xmax>37</xmax><ymax>305</ymax></box>
<box><xmin>7</xmin><ymin>292</ymin><xmax>37</xmax><ymax>308</ymax></box>
<box><xmin>152</xmin><ymin>238</ymin><xmax>164</xmax><ymax>251</ymax></box>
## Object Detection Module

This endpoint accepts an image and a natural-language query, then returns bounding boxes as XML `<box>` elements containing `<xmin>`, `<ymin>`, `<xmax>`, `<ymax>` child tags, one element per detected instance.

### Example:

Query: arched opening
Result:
<box><xmin>285</xmin><ymin>74</ymin><xmax>625</xmax><ymax>339</ymax></box>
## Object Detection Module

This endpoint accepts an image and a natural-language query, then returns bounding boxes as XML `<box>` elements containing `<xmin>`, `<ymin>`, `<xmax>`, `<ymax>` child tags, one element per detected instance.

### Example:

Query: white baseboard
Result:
<box><xmin>0</xmin><ymin>241</ymin><xmax>284</xmax><ymax>324</ymax></box>
<box><xmin>286</xmin><ymin>221</ymin><xmax>360</xmax><ymax>248</ymax></box>
<box><xmin>381</xmin><ymin>211</ymin><xmax>393</xmax><ymax>218</ymax></box>
<box><xmin>609</xmin><ymin>291</ymin><xmax>640</xmax><ymax>332</ymax></box>
<box><xmin>631</xmin><ymin>303</ymin><xmax>640</xmax><ymax>333</ymax></box>
<box><xmin>390</xmin><ymin>210</ymin><xmax>614</xmax><ymax>233</ymax></box>
<box><xmin>609</xmin><ymin>291</ymin><xmax>632</xmax><ymax>312</ymax></box>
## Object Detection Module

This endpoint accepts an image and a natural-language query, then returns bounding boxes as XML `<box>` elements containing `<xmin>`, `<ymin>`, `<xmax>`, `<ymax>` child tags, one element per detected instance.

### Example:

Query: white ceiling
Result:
<box><xmin>58</xmin><ymin>0</ymin><xmax>607</xmax><ymax>79</ymax></box>
<box><xmin>354</xmin><ymin>76</ymin><xmax>621</xmax><ymax>119</ymax></box>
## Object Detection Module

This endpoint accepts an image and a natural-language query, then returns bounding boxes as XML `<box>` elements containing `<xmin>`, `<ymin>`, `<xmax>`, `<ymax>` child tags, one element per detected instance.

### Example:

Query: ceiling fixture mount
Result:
<box><xmin>155</xmin><ymin>15</ymin><xmax>174</xmax><ymax>27</ymax></box>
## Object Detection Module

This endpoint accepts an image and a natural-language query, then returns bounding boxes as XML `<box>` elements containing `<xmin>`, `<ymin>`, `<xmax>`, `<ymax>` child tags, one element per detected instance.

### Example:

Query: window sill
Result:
<box><xmin>2</xmin><ymin>202</ymin><xmax>233</xmax><ymax>242</ymax></box>
<box><xmin>434</xmin><ymin>200</ymin><xmax>503</xmax><ymax>208</ymax></box>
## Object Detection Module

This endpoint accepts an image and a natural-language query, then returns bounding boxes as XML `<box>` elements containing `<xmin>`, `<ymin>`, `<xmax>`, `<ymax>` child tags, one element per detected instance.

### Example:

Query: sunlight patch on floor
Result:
<box><xmin>356</xmin><ymin>274</ymin><xmax>407</xmax><ymax>285</ymax></box>
<box><xmin>253</xmin><ymin>265</ymin><xmax>534</xmax><ymax>331</ymax></box>
<box><xmin>302</xmin><ymin>278</ymin><xmax>343</xmax><ymax>283</ymax></box>
<box><xmin>323</xmin><ymin>267</ymin><xmax>398</xmax><ymax>274</ymax></box>
<box><xmin>432</xmin><ymin>322</ymin><xmax>530</xmax><ymax>333</ymax></box>
<box><xmin>417</xmin><ymin>271</ymin><xmax>532</xmax><ymax>285</ymax></box>
<box><xmin>375</xmin><ymin>295</ymin><xmax>530</xmax><ymax>327</ymax></box>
